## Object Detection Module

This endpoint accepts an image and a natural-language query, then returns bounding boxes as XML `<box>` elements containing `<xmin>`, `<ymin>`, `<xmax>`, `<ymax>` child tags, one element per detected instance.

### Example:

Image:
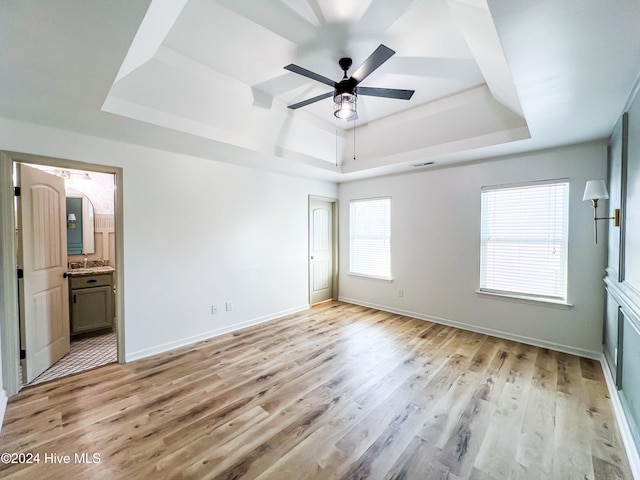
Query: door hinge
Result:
<box><xmin>14</xmin><ymin>186</ymin><xmax>21</xmax><ymax>197</ymax></box>
<box><xmin>17</xmin><ymin>268</ymin><xmax>24</xmax><ymax>279</ymax></box>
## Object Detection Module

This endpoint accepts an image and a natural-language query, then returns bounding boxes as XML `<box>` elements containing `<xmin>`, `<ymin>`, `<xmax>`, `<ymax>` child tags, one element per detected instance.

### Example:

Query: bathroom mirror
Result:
<box><xmin>66</xmin><ymin>188</ymin><xmax>95</xmax><ymax>255</ymax></box>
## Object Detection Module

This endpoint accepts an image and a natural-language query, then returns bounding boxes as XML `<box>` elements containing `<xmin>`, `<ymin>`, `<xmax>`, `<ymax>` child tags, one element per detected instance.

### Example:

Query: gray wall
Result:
<box><xmin>339</xmin><ymin>142</ymin><xmax>608</xmax><ymax>357</ymax></box>
<box><xmin>605</xmin><ymin>81</ymin><xmax>640</xmax><ymax>456</ymax></box>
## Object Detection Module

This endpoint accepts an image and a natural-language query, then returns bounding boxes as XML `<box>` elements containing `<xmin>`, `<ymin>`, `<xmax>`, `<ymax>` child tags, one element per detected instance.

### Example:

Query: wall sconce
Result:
<box><xmin>67</xmin><ymin>213</ymin><xmax>76</xmax><ymax>229</ymax></box>
<box><xmin>583</xmin><ymin>180</ymin><xmax>620</xmax><ymax>244</ymax></box>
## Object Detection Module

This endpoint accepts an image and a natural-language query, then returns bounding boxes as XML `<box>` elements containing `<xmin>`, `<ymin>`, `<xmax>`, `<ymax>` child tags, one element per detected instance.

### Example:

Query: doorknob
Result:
<box><xmin>310</xmin><ymin>256</ymin><xmax>314</xmax><ymax>260</ymax></box>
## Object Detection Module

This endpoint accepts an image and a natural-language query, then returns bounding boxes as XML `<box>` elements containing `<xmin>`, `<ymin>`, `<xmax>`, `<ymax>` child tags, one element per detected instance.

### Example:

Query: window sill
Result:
<box><xmin>348</xmin><ymin>272</ymin><xmax>393</xmax><ymax>282</ymax></box>
<box><xmin>475</xmin><ymin>290</ymin><xmax>572</xmax><ymax>309</ymax></box>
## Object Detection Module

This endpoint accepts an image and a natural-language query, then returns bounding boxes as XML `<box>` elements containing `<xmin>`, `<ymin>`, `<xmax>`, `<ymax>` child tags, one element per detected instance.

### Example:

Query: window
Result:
<box><xmin>480</xmin><ymin>180</ymin><xmax>569</xmax><ymax>301</ymax></box>
<box><xmin>349</xmin><ymin>197</ymin><xmax>391</xmax><ymax>279</ymax></box>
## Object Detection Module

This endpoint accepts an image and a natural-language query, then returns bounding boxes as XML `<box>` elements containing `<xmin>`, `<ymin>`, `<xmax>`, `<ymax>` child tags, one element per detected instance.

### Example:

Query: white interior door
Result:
<box><xmin>309</xmin><ymin>198</ymin><xmax>334</xmax><ymax>305</ymax></box>
<box><xmin>17</xmin><ymin>164</ymin><xmax>70</xmax><ymax>383</ymax></box>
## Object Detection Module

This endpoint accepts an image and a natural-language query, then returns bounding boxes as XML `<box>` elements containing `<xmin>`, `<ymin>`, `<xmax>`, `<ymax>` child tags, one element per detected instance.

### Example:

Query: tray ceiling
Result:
<box><xmin>2</xmin><ymin>0</ymin><xmax>640</xmax><ymax>181</ymax></box>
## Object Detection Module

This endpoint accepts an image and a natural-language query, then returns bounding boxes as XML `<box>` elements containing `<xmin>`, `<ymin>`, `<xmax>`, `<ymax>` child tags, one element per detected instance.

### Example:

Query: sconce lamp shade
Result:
<box><xmin>583</xmin><ymin>180</ymin><xmax>609</xmax><ymax>201</ymax></box>
<box><xmin>67</xmin><ymin>213</ymin><xmax>77</xmax><ymax>229</ymax></box>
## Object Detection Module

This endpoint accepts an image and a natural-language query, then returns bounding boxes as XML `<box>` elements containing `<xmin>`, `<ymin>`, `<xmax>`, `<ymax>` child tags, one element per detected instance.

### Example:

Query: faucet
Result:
<box><xmin>83</xmin><ymin>255</ymin><xmax>88</xmax><ymax>268</ymax></box>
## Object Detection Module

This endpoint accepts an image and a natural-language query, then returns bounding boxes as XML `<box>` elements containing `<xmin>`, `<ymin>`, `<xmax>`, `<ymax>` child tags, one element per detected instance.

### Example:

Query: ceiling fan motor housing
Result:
<box><xmin>338</xmin><ymin>57</ymin><xmax>353</xmax><ymax>75</ymax></box>
<box><xmin>336</xmin><ymin>77</ymin><xmax>358</xmax><ymax>96</ymax></box>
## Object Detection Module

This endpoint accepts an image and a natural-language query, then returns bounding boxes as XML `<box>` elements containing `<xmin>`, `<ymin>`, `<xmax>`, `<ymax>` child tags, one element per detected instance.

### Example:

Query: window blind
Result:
<box><xmin>480</xmin><ymin>181</ymin><xmax>569</xmax><ymax>300</ymax></box>
<box><xmin>349</xmin><ymin>197</ymin><xmax>391</xmax><ymax>279</ymax></box>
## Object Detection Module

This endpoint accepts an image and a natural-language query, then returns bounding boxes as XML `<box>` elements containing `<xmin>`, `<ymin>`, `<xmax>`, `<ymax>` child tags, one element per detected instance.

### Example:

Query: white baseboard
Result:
<box><xmin>0</xmin><ymin>388</ymin><xmax>8</xmax><ymax>434</ymax></box>
<box><xmin>600</xmin><ymin>354</ymin><xmax>640</xmax><ymax>480</ymax></box>
<box><xmin>126</xmin><ymin>304</ymin><xmax>310</xmax><ymax>362</ymax></box>
<box><xmin>338</xmin><ymin>296</ymin><xmax>601</xmax><ymax>360</ymax></box>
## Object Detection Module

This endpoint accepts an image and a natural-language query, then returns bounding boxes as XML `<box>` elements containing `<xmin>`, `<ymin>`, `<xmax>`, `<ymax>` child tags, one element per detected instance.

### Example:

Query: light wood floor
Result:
<box><xmin>0</xmin><ymin>302</ymin><xmax>633</xmax><ymax>479</ymax></box>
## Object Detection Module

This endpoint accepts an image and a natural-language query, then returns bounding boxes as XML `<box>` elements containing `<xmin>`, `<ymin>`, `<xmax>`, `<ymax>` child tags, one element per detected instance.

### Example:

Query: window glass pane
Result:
<box><xmin>480</xmin><ymin>181</ymin><xmax>569</xmax><ymax>300</ymax></box>
<box><xmin>349</xmin><ymin>197</ymin><xmax>391</xmax><ymax>279</ymax></box>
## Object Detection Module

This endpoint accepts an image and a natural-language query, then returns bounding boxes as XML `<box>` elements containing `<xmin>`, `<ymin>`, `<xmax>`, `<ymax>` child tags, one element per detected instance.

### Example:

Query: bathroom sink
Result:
<box><xmin>65</xmin><ymin>266</ymin><xmax>115</xmax><ymax>277</ymax></box>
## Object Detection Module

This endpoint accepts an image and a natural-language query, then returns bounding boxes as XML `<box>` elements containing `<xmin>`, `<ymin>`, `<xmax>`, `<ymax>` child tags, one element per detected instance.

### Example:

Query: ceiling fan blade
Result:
<box><xmin>350</xmin><ymin>44</ymin><xmax>395</xmax><ymax>84</ymax></box>
<box><xmin>284</xmin><ymin>64</ymin><xmax>336</xmax><ymax>88</ymax></box>
<box><xmin>287</xmin><ymin>91</ymin><xmax>334</xmax><ymax>109</ymax></box>
<box><xmin>357</xmin><ymin>86</ymin><xmax>414</xmax><ymax>100</ymax></box>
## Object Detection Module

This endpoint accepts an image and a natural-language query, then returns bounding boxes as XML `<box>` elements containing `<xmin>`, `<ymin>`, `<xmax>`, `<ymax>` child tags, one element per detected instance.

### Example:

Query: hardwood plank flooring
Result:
<box><xmin>0</xmin><ymin>302</ymin><xmax>633</xmax><ymax>479</ymax></box>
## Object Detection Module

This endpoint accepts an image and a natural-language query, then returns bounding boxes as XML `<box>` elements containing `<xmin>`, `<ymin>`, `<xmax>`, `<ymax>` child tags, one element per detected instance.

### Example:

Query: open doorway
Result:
<box><xmin>309</xmin><ymin>196</ymin><xmax>338</xmax><ymax>306</ymax></box>
<box><xmin>0</xmin><ymin>151</ymin><xmax>124</xmax><ymax>395</ymax></box>
<box><xmin>18</xmin><ymin>163</ymin><xmax>117</xmax><ymax>385</ymax></box>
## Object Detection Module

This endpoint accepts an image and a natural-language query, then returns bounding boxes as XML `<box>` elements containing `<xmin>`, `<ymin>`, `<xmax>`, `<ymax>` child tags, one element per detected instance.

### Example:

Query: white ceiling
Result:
<box><xmin>1</xmin><ymin>0</ymin><xmax>639</xmax><ymax>182</ymax></box>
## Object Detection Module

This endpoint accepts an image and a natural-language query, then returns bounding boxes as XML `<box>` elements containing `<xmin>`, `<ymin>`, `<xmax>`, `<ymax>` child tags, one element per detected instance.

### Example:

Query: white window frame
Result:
<box><xmin>349</xmin><ymin>196</ymin><xmax>391</xmax><ymax>280</ymax></box>
<box><xmin>479</xmin><ymin>179</ymin><xmax>570</xmax><ymax>304</ymax></box>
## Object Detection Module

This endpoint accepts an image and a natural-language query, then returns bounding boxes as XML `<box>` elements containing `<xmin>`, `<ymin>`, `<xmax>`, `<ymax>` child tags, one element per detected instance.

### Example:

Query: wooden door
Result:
<box><xmin>17</xmin><ymin>164</ymin><xmax>70</xmax><ymax>383</ymax></box>
<box><xmin>309</xmin><ymin>198</ymin><xmax>334</xmax><ymax>305</ymax></box>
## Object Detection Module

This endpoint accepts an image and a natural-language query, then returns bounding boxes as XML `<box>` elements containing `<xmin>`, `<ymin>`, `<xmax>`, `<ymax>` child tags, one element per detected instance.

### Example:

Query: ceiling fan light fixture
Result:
<box><xmin>333</xmin><ymin>92</ymin><xmax>357</xmax><ymax>120</ymax></box>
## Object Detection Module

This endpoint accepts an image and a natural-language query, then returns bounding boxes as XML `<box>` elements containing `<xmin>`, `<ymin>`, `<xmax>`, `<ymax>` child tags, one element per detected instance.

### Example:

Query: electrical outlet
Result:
<box><xmin>225</xmin><ymin>301</ymin><xmax>233</xmax><ymax>312</ymax></box>
<box><xmin>398</xmin><ymin>290</ymin><xmax>404</xmax><ymax>298</ymax></box>
<box><xmin>211</xmin><ymin>304</ymin><xmax>218</xmax><ymax>315</ymax></box>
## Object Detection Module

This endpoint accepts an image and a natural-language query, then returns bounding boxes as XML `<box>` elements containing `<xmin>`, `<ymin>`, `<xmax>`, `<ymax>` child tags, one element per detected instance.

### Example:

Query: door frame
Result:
<box><xmin>0</xmin><ymin>151</ymin><xmax>125</xmax><ymax>397</ymax></box>
<box><xmin>308</xmin><ymin>195</ymin><xmax>338</xmax><ymax>305</ymax></box>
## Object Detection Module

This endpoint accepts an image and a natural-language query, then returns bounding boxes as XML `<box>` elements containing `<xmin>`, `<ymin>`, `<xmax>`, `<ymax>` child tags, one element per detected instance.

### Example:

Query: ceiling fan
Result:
<box><xmin>284</xmin><ymin>44</ymin><xmax>415</xmax><ymax>121</ymax></box>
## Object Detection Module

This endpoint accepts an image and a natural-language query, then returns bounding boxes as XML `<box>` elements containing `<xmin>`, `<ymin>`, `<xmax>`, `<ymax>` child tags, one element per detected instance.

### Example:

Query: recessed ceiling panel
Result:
<box><xmin>102</xmin><ymin>0</ymin><xmax>529</xmax><ymax>175</ymax></box>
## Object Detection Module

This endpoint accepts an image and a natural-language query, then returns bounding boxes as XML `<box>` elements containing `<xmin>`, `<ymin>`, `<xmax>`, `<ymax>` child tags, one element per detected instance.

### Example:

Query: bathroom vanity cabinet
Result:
<box><xmin>68</xmin><ymin>269</ymin><xmax>114</xmax><ymax>335</ymax></box>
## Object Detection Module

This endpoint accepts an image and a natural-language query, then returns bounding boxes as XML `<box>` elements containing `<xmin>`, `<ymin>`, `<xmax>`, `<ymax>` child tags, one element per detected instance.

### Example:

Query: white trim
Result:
<box><xmin>600</xmin><ymin>353</ymin><xmax>640</xmax><ymax>479</ymax></box>
<box><xmin>475</xmin><ymin>290</ymin><xmax>573</xmax><ymax>309</ymax></box>
<box><xmin>338</xmin><ymin>296</ymin><xmax>601</xmax><ymax>359</ymax></box>
<box><xmin>0</xmin><ymin>389</ymin><xmax>7</xmax><ymax>433</ymax></box>
<box><xmin>0</xmin><ymin>153</ymin><xmax>22</xmax><ymax>398</ymax></box>
<box><xmin>126</xmin><ymin>304</ymin><xmax>310</xmax><ymax>362</ymax></box>
<box><xmin>481</xmin><ymin>177</ymin><xmax>570</xmax><ymax>192</ymax></box>
<box><xmin>347</xmin><ymin>272</ymin><xmax>393</xmax><ymax>282</ymax></box>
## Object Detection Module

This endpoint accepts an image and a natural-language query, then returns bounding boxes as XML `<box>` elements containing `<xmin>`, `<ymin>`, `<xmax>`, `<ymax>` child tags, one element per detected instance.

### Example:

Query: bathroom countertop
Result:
<box><xmin>65</xmin><ymin>266</ymin><xmax>115</xmax><ymax>277</ymax></box>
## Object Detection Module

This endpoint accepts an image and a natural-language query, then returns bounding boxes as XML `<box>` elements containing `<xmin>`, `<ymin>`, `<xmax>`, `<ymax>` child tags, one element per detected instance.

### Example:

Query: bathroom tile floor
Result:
<box><xmin>29</xmin><ymin>332</ymin><xmax>117</xmax><ymax>385</ymax></box>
